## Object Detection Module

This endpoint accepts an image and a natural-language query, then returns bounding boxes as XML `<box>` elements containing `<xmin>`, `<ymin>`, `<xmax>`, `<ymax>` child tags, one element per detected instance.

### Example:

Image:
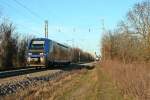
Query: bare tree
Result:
<box><xmin>101</xmin><ymin>0</ymin><xmax>150</xmax><ymax>62</ymax></box>
<box><xmin>17</xmin><ymin>35</ymin><xmax>35</xmax><ymax>67</ymax></box>
<box><xmin>127</xmin><ymin>1</ymin><xmax>150</xmax><ymax>39</ymax></box>
<box><xmin>0</xmin><ymin>21</ymin><xmax>17</xmax><ymax>68</ymax></box>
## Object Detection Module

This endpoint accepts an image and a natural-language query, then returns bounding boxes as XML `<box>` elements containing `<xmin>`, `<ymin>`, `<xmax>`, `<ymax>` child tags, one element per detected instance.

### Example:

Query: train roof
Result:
<box><xmin>31</xmin><ymin>38</ymin><xmax>51</xmax><ymax>41</ymax></box>
<box><xmin>31</xmin><ymin>38</ymin><xmax>71</xmax><ymax>48</ymax></box>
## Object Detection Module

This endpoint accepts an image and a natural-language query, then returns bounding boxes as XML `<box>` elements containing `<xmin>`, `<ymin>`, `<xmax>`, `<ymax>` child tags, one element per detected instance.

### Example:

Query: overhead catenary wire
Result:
<box><xmin>1</xmin><ymin>0</ymin><xmax>102</xmax><ymax>35</ymax></box>
<box><xmin>13</xmin><ymin>0</ymin><xmax>50</xmax><ymax>38</ymax></box>
<box><xmin>12</xmin><ymin>0</ymin><xmax>100</xmax><ymax>33</ymax></box>
<box><xmin>0</xmin><ymin>0</ymin><xmax>44</xmax><ymax>36</ymax></box>
<box><xmin>1</xmin><ymin>0</ymin><xmax>101</xmax><ymax>34</ymax></box>
<box><xmin>0</xmin><ymin>1</ymin><xmax>28</xmax><ymax>21</ymax></box>
<box><xmin>13</xmin><ymin>0</ymin><xmax>44</xmax><ymax>21</ymax></box>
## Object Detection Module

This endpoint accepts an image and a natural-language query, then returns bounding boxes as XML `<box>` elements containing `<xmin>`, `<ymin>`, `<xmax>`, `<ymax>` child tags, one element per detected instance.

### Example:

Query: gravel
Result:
<box><xmin>0</xmin><ymin>70</ymin><xmax>65</xmax><ymax>96</ymax></box>
<box><xmin>0</xmin><ymin>63</ymin><xmax>94</xmax><ymax>97</ymax></box>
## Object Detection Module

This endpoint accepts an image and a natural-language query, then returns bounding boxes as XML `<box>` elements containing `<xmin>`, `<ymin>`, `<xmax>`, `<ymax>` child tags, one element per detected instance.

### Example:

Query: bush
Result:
<box><xmin>101</xmin><ymin>60</ymin><xmax>150</xmax><ymax>100</ymax></box>
<box><xmin>101</xmin><ymin>1</ymin><xmax>150</xmax><ymax>99</ymax></box>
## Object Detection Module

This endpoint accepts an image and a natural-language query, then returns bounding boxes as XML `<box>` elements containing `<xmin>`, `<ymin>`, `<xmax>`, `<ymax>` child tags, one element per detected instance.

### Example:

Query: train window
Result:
<box><xmin>30</xmin><ymin>40</ymin><xmax>45</xmax><ymax>50</ymax></box>
<box><xmin>32</xmin><ymin>41</ymin><xmax>45</xmax><ymax>44</ymax></box>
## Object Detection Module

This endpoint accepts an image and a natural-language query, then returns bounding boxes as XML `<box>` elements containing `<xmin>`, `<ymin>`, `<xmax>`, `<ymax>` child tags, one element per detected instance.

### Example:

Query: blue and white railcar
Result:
<box><xmin>26</xmin><ymin>38</ymin><xmax>72</xmax><ymax>68</ymax></box>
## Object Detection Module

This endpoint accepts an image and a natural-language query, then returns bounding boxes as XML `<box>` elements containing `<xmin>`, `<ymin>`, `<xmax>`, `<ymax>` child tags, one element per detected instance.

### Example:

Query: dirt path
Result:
<box><xmin>55</xmin><ymin>64</ymin><xmax>123</xmax><ymax>100</ymax></box>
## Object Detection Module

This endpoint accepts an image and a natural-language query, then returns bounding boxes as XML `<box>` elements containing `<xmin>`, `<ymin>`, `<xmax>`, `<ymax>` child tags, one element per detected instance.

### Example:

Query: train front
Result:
<box><xmin>26</xmin><ymin>39</ymin><xmax>47</xmax><ymax>67</ymax></box>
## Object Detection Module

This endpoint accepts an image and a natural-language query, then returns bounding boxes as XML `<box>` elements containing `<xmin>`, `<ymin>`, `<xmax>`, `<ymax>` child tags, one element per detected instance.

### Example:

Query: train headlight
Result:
<box><xmin>27</xmin><ymin>57</ymin><xmax>31</xmax><ymax>62</ymax></box>
<box><xmin>40</xmin><ymin>53</ymin><xmax>44</xmax><ymax>57</ymax></box>
<box><xmin>40</xmin><ymin>57</ymin><xmax>45</xmax><ymax>64</ymax></box>
<box><xmin>28</xmin><ymin>53</ymin><xmax>32</xmax><ymax>56</ymax></box>
<box><xmin>40</xmin><ymin>53</ymin><xmax>44</xmax><ymax>56</ymax></box>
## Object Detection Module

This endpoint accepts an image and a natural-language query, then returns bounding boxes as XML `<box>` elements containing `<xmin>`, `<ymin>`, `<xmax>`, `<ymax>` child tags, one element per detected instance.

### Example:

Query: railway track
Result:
<box><xmin>0</xmin><ymin>62</ymin><xmax>95</xmax><ymax>97</ymax></box>
<box><xmin>0</xmin><ymin>62</ymin><xmax>95</xmax><ymax>78</ymax></box>
<box><xmin>0</xmin><ymin>67</ymin><xmax>40</xmax><ymax>78</ymax></box>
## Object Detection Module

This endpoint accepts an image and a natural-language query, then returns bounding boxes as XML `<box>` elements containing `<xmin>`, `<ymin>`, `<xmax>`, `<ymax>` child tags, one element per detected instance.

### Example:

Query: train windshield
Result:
<box><xmin>30</xmin><ymin>40</ymin><xmax>45</xmax><ymax>50</ymax></box>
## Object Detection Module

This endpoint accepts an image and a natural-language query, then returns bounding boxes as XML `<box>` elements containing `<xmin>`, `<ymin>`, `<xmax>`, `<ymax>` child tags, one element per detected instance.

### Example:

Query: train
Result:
<box><xmin>26</xmin><ymin>38</ymin><xmax>72</xmax><ymax>68</ymax></box>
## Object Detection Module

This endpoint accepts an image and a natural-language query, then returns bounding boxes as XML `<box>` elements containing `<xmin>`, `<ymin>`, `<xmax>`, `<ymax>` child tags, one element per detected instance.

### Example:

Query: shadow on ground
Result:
<box><xmin>49</xmin><ymin>62</ymin><xmax>95</xmax><ymax>71</ymax></box>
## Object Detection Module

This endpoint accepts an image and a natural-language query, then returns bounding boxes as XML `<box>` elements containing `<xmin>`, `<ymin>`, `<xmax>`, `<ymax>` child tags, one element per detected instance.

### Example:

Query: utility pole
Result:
<box><xmin>45</xmin><ymin>20</ymin><xmax>48</xmax><ymax>38</ymax></box>
<box><xmin>79</xmin><ymin>51</ymin><xmax>80</xmax><ymax>63</ymax></box>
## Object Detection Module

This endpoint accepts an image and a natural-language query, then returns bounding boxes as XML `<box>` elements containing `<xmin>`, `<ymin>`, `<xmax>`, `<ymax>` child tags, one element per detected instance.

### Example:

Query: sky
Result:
<box><xmin>0</xmin><ymin>0</ymin><xmax>143</xmax><ymax>55</ymax></box>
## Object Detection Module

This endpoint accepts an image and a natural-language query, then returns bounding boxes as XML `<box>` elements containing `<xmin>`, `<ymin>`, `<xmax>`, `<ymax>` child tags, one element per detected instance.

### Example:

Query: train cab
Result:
<box><xmin>26</xmin><ymin>38</ymin><xmax>51</xmax><ymax>67</ymax></box>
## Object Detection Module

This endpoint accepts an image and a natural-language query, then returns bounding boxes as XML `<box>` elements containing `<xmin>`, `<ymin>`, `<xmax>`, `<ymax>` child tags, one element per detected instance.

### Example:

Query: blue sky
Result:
<box><xmin>0</xmin><ymin>0</ymin><xmax>142</xmax><ymax>55</ymax></box>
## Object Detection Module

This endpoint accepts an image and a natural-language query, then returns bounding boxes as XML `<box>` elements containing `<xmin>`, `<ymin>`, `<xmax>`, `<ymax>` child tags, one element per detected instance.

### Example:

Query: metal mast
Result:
<box><xmin>45</xmin><ymin>20</ymin><xmax>48</xmax><ymax>38</ymax></box>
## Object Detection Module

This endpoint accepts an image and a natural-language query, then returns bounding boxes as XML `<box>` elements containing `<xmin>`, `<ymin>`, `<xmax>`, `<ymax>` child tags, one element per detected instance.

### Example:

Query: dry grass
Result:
<box><xmin>101</xmin><ymin>60</ymin><xmax>150</xmax><ymax>100</ymax></box>
<box><xmin>3</xmin><ymin>70</ymin><xmax>87</xmax><ymax>100</ymax></box>
<box><xmin>3</xmin><ymin>64</ymin><xmax>123</xmax><ymax>100</ymax></box>
<box><xmin>51</xmin><ymin>64</ymin><xmax>123</xmax><ymax>100</ymax></box>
